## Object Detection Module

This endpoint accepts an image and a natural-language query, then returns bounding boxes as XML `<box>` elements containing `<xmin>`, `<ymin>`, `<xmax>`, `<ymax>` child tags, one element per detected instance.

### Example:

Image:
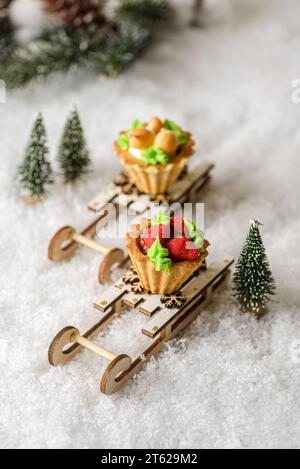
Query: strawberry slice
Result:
<box><xmin>170</xmin><ymin>216</ymin><xmax>188</xmax><ymax>238</ymax></box>
<box><xmin>141</xmin><ymin>224</ymin><xmax>171</xmax><ymax>249</ymax></box>
<box><xmin>165</xmin><ymin>236</ymin><xmax>199</xmax><ymax>261</ymax></box>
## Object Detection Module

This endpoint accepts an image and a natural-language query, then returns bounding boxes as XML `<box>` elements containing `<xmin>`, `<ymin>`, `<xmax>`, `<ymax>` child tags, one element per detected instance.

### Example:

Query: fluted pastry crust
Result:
<box><xmin>126</xmin><ymin>223</ymin><xmax>209</xmax><ymax>294</ymax></box>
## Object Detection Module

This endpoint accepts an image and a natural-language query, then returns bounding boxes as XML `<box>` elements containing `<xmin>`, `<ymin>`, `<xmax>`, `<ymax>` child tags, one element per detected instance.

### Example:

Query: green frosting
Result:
<box><xmin>184</xmin><ymin>218</ymin><xmax>204</xmax><ymax>250</ymax></box>
<box><xmin>147</xmin><ymin>237</ymin><xmax>172</xmax><ymax>273</ymax></box>
<box><xmin>164</xmin><ymin>119</ymin><xmax>188</xmax><ymax>145</ymax></box>
<box><xmin>152</xmin><ymin>211</ymin><xmax>170</xmax><ymax>226</ymax></box>
<box><xmin>141</xmin><ymin>146</ymin><xmax>170</xmax><ymax>166</ymax></box>
<box><xmin>118</xmin><ymin>133</ymin><xmax>129</xmax><ymax>150</ymax></box>
<box><xmin>127</xmin><ymin>119</ymin><xmax>143</xmax><ymax>131</ymax></box>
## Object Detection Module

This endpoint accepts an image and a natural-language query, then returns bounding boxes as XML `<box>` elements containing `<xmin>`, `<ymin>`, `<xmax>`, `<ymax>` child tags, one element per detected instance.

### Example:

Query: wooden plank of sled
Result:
<box><xmin>167</xmin><ymin>177</ymin><xmax>193</xmax><ymax>203</ymax></box>
<box><xmin>142</xmin><ymin>307</ymin><xmax>178</xmax><ymax>338</ymax></box>
<box><xmin>187</xmin><ymin>160</ymin><xmax>214</xmax><ymax>185</ymax></box>
<box><xmin>122</xmin><ymin>292</ymin><xmax>145</xmax><ymax>308</ymax></box>
<box><xmin>129</xmin><ymin>196</ymin><xmax>152</xmax><ymax>214</ymax></box>
<box><xmin>81</xmin><ymin>210</ymin><xmax>110</xmax><ymax>238</ymax></box>
<box><xmin>168</xmin><ymin>160</ymin><xmax>214</xmax><ymax>203</ymax></box>
<box><xmin>138</xmin><ymin>294</ymin><xmax>162</xmax><ymax>317</ymax></box>
<box><xmin>187</xmin><ymin>165</ymin><xmax>214</xmax><ymax>201</ymax></box>
<box><xmin>88</xmin><ymin>183</ymin><xmax>121</xmax><ymax>212</ymax></box>
<box><xmin>115</xmin><ymin>192</ymin><xmax>140</xmax><ymax>208</ymax></box>
<box><xmin>142</xmin><ymin>256</ymin><xmax>234</xmax><ymax>338</ymax></box>
<box><xmin>183</xmin><ymin>257</ymin><xmax>233</xmax><ymax>298</ymax></box>
<box><xmin>168</xmin><ymin>269</ymin><xmax>231</xmax><ymax>341</ymax></box>
<box><xmin>93</xmin><ymin>283</ymin><xmax>127</xmax><ymax>312</ymax></box>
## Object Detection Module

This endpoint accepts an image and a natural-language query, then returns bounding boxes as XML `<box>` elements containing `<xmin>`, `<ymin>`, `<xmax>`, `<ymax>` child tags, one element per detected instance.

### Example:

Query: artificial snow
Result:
<box><xmin>0</xmin><ymin>0</ymin><xmax>299</xmax><ymax>449</ymax></box>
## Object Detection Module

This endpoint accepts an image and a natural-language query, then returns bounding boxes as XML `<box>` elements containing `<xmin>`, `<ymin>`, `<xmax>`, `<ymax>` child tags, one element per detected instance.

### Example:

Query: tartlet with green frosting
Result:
<box><xmin>115</xmin><ymin>117</ymin><xmax>195</xmax><ymax>196</ymax></box>
<box><xmin>126</xmin><ymin>212</ymin><xmax>209</xmax><ymax>295</ymax></box>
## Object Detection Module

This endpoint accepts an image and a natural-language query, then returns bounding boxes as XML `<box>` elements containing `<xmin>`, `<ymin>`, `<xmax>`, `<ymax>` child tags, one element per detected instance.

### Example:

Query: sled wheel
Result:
<box><xmin>48</xmin><ymin>326</ymin><xmax>79</xmax><ymax>366</ymax></box>
<box><xmin>98</xmin><ymin>248</ymin><xmax>126</xmax><ymax>284</ymax></box>
<box><xmin>100</xmin><ymin>354</ymin><xmax>132</xmax><ymax>395</ymax></box>
<box><xmin>48</xmin><ymin>226</ymin><xmax>78</xmax><ymax>261</ymax></box>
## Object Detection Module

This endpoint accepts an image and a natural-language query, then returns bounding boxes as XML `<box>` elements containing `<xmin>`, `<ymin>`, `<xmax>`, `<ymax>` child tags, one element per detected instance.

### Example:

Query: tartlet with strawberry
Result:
<box><xmin>126</xmin><ymin>212</ymin><xmax>209</xmax><ymax>294</ymax></box>
<box><xmin>115</xmin><ymin>117</ymin><xmax>195</xmax><ymax>195</ymax></box>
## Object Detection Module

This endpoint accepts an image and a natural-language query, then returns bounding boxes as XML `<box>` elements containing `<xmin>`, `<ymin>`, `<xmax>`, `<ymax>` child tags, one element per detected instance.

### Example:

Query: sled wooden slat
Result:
<box><xmin>138</xmin><ymin>295</ymin><xmax>162</xmax><ymax>317</ymax></box>
<box><xmin>168</xmin><ymin>178</ymin><xmax>194</xmax><ymax>202</ymax></box>
<box><xmin>88</xmin><ymin>184</ymin><xmax>121</xmax><ymax>212</ymax></box>
<box><xmin>129</xmin><ymin>197</ymin><xmax>151</xmax><ymax>214</ymax></box>
<box><xmin>115</xmin><ymin>193</ymin><xmax>138</xmax><ymax>208</ymax></box>
<box><xmin>142</xmin><ymin>256</ymin><xmax>234</xmax><ymax>338</ymax></box>
<box><xmin>93</xmin><ymin>285</ymin><xmax>127</xmax><ymax>312</ymax></box>
<box><xmin>122</xmin><ymin>292</ymin><xmax>145</xmax><ymax>308</ymax></box>
<box><xmin>168</xmin><ymin>161</ymin><xmax>214</xmax><ymax>203</ymax></box>
<box><xmin>188</xmin><ymin>160</ymin><xmax>214</xmax><ymax>185</ymax></box>
<box><xmin>142</xmin><ymin>307</ymin><xmax>179</xmax><ymax>338</ymax></box>
<box><xmin>182</xmin><ymin>257</ymin><xmax>234</xmax><ymax>297</ymax></box>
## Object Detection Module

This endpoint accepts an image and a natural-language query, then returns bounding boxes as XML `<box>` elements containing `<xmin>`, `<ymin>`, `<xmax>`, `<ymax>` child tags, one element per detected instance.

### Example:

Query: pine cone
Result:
<box><xmin>42</xmin><ymin>0</ymin><xmax>109</xmax><ymax>33</ymax></box>
<box><xmin>0</xmin><ymin>0</ymin><xmax>13</xmax><ymax>34</ymax></box>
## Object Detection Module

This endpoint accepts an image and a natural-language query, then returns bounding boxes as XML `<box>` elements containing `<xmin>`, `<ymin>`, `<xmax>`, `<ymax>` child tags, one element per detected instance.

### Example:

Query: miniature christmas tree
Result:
<box><xmin>232</xmin><ymin>220</ymin><xmax>276</xmax><ymax>317</ymax></box>
<box><xmin>18</xmin><ymin>113</ymin><xmax>53</xmax><ymax>203</ymax></box>
<box><xmin>57</xmin><ymin>107</ymin><xmax>90</xmax><ymax>183</ymax></box>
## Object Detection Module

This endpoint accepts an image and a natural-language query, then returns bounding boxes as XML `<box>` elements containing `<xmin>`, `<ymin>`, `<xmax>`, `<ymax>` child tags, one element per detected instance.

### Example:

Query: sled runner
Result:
<box><xmin>48</xmin><ymin>255</ymin><xmax>233</xmax><ymax>395</ymax></box>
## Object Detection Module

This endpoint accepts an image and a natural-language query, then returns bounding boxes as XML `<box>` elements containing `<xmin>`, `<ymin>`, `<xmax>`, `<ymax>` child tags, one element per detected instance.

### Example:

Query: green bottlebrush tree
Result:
<box><xmin>232</xmin><ymin>220</ymin><xmax>276</xmax><ymax>316</ymax></box>
<box><xmin>18</xmin><ymin>113</ymin><xmax>53</xmax><ymax>199</ymax></box>
<box><xmin>57</xmin><ymin>107</ymin><xmax>91</xmax><ymax>183</ymax></box>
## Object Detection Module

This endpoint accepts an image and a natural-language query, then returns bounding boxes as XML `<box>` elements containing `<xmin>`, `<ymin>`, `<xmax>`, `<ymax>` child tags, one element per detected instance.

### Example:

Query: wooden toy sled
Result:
<box><xmin>48</xmin><ymin>255</ymin><xmax>233</xmax><ymax>395</ymax></box>
<box><xmin>48</xmin><ymin>161</ymin><xmax>214</xmax><ymax>284</ymax></box>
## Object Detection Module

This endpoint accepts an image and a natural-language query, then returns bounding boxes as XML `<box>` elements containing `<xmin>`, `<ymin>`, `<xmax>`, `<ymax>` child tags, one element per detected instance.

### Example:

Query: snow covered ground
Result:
<box><xmin>0</xmin><ymin>0</ymin><xmax>299</xmax><ymax>449</ymax></box>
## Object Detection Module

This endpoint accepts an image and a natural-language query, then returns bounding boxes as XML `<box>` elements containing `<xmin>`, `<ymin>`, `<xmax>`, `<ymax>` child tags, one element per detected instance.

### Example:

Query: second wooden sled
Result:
<box><xmin>48</xmin><ymin>255</ymin><xmax>233</xmax><ymax>395</ymax></box>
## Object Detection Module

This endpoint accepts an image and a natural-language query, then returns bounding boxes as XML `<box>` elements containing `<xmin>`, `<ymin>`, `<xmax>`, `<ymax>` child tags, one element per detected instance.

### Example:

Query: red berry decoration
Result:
<box><xmin>166</xmin><ymin>237</ymin><xmax>199</xmax><ymax>261</ymax></box>
<box><xmin>141</xmin><ymin>224</ymin><xmax>171</xmax><ymax>249</ymax></box>
<box><xmin>170</xmin><ymin>216</ymin><xmax>187</xmax><ymax>238</ymax></box>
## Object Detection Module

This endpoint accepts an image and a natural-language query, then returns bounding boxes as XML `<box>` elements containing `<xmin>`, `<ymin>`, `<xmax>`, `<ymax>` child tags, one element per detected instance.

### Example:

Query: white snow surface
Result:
<box><xmin>0</xmin><ymin>0</ymin><xmax>300</xmax><ymax>449</ymax></box>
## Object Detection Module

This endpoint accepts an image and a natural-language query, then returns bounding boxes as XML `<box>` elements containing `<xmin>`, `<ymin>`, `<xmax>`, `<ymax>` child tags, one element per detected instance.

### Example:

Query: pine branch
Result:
<box><xmin>2</xmin><ymin>25</ymin><xmax>151</xmax><ymax>89</ymax></box>
<box><xmin>2</xmin><ymin>28</ymin><xmax>106</xmax><ymax>89</ymax></box>
<box><xmin>114</xmin><ymin>0</ymin><xmax>172</xmax><ymax>26</ymax></box>
<box><xmin>0</xmin><ymin>32</ymin><xmax>16</xmax><ymax>64</ymax></box>
<box><xmin>0</xmin><ymin>0</ymin><xmax>172</xmax><ymax>89</ymax></box>
<box><xmin>89</xmin><ymin>24</ymin><xmax>151</xmax><ymax>76</ymax></box>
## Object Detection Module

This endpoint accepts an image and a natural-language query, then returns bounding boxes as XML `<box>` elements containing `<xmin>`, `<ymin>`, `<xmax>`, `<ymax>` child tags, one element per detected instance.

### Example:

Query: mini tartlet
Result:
<box><xmin>126</xmin><ymin>212</ymin><xmax>209</xmax><ymax>295</ymax></box>
<box><xmin>115</xmin><ymin>117</ymin><xmax>195</xmax><ymax>195</ymax></box>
